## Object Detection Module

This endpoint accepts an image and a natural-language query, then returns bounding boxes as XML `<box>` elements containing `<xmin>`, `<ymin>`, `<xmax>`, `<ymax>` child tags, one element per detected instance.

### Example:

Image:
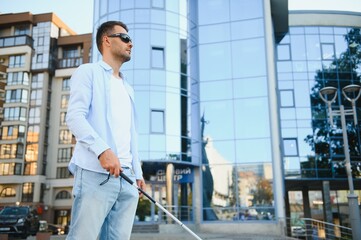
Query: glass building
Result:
<box><xmin>92</xmin><ymin>0</ymin><xmax>288</xmax><ymax>234</ymax></box>
<box><xmin>1</xmin><ymin>0</ymin><xmax>361</xmax><ymax>238</ymax></box>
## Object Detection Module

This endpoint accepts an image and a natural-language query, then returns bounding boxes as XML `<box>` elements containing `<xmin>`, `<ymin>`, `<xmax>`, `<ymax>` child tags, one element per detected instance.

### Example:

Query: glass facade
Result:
<box><xmin>92</xmin><ymin>0</ymin><xmax>278</xmax><ymax>224</ymax></box>
<box><xmin>277</xmin><ymin>23</ymin><xmax>361</xmax><ymax>230</ymax></box>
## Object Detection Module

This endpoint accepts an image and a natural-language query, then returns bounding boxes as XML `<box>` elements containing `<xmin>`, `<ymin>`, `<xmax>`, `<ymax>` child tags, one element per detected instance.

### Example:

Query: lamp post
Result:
<box><xmin>319</xmin><ymin>84</ymin><xmax>361</xmax><ymax>240</ymax></box>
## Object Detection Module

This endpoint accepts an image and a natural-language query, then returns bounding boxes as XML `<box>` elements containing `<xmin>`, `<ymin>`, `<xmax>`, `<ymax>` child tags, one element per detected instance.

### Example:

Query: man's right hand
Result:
<box><xmin>98</xmin><ymin>149</ymin><xmax>122</xmax><ymax>177</ymax></box>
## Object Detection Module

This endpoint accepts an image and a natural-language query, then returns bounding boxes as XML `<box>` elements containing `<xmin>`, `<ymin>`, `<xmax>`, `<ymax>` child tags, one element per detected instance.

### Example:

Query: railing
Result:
<box><xmin>288</xmin><ymin>217</ymin><xmax>352</xmax><ymax>240</ymax></box>
<box><xmin>57</xmin><ymin>57</ymin><xmax>83</xmax><ymax>69</ymax></box>
<box><xmin>0</xmin><ymin>35</ymin><xmax>33</xmax><ymax>48</ymax></box>
<box><xmin>135</xmin><ymin>205</ymin><xmax>194</xmax><ymax>223</ymax></box>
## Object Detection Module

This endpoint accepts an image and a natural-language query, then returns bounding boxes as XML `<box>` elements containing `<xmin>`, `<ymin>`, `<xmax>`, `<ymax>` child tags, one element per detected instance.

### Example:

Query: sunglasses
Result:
<box><xmin>107</xmin><ymin>33</ymin><xmax>132</xmax><ymax>43</ymax></box>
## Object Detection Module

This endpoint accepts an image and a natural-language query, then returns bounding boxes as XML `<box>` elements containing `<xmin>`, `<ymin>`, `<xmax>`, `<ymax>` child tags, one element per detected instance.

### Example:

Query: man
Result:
<box><xmin>66</xmin><ymin>21</ymin><xmax>145</xmax><ymax>240</ymax></box>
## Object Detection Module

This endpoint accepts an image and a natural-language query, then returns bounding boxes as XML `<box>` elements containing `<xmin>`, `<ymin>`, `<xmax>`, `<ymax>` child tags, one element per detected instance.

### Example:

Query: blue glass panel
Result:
<box><xmin>200</xmin><ymin>80</ymin><xmax>232</xmax><ymax>101</ymax></box>
<box><xmin>199</xmin><ymin>23</ymin><xmax>230</xmax><ymax>44</ymax></box>
<box><xmin>234</xmin><ymin>97</ymin><xmax>270</xmax><ymax>139</ymax></box>
<box><xmin>232</xmin><ymin>38</ymin><xmax>266</xmax><ymax>78</ymax></box>
<box><xmin>231</xmin><ymin>19</ymin><xmax>264</xmax><ymax>40</ymax></box>
<box><xmin>201</xmin><ymin>100</ymin><xmax>234</xmax><ymax>140</ymax></box>
<box><xmin>198</xmin><ymin>0</ymin><xmax>230</xmax><ymax>25</ymax></box>
<box><xmin>230</xmin><ymin>0</ymin><xmax>263</xmax><ymax>20</ymax></box>
<box><xmin>290</xmin><ymin>35</ymin><xmax>306</xmax><ymax>60</ymax></box>
<box><xmin>199</xmin><ymin>42</ymin><xmax>232</xmax><ymax>81</ymax></box>
<box><xmin>233</xmin><ymin>77</ymin><xmax>267</xmax><ymax>98</ymax></box>
<box><xmin>236</xmin><ymin>138</ymin><xmax>272</xmax><ymax>163</ymax></box>
<box><xmin>305</xmin><ymin>35</ymin><xmax>321</xmax><ymax>60</ymax></box>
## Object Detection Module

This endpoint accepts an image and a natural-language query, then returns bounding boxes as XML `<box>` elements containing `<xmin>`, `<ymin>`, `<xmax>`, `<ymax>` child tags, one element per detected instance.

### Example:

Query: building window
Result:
<box><xmin>0</xmin><ymin>163</ymin><xmax>22</xmax><ymax>175</ymax></box>
<box><xmin>21</xmin><ymin>182</ymin><xmax>34</xmax><ymax>202</ymax></box>
<box><xmin>5</xmin><ymin>89</ymin><xmax>28</xmax><ymax>103</ymax></box>
<box><xmin>61</xmin><ymin>95</ymin><xmax>69</xmax><ymax>109</ymax></box>
<box><xmin>28</xmin><ymin>107</ymin><xmax>41</xmax><ymax>124</ymax></box>
<box><xmin>7</xmin><ymin>72</ymin><xmax>29</xmax><ymax>85</ymax></box>
<box><xmin>14</xmin><ymin>25</ymin><xmax>30</xmax><ymax>35</ymax></box>
<box><xmin>277</xmin><ymin>44</ymin><xmax>291</xmax><ymax>60</ymax></box>
<box><xmin>62</xmin><ymin>78</ymin><xmax>70</xmax><ymax>91</ymax></box>
<box><xmin>55</xmin><ymin>191</ymin><xmax>72</xmax><ymax>199</ymax></box>
<box><xmin>38</xmin><ymin>36</ymin><xmax>44</xmax><ymax>46</ymax></box>
<box><xmin>9</xmin><ymin>55</ymin><xmax>25</xmax><ymax>68</ymax></box>
<box><xmin>283</xmin><ymin>138</ymin><xmax>299</xmax><ymax>156</ymax></box>
<box><xmin>152</xmin><ymin>0</ymin><xmax>164</xmax><ymax>8</ymax></box>
<box><xmin>0</xmin><ymin>143</ymin><xmax>24</xmax><ymax>159</ymax></box>
<box><xmin>59</xmin><ymin>130</ymin><xmax>72</xmax><ymax>144</ymax></box>
<box><xmin>0</xmin><ymin>187</ymin><xmax>16</xmax><ymax>197</ymax></box>
<box><xmin>1</xmin><ymin>125</ymin><xmax>25</xmax><ymax>140</ymax></box>
<box><xmin>321</xmin><ymin>43</ymin><xmax>335</xmax><ymax>60</ymax></box>
<box><xmin>151</xmin><ymin>47</ymin><xmax>164</xmax><ymax>68</ymax></box>
<box><xmin>4</xmin><ymin>107</ymin><xmax>27</xmax><ymax>121</ymax></box>
<box><xmin>36</xmin><ymin>54</ymin><xmax>43</xmax><ymax>63</ymax></box>
<box><xmin>23</xmin><ymin>162</ymin><xmax>37</xmax><ymax>175</ymax></box>
<box><xmin>63</xmin><ymin>47</ymin><xmax>78</xmax><ymax>58</ymax></box>
<box><xmin>57</xmin><ymin>167</ymin><xmax>71</xmax><ymax>179</ymax></box>
<box><xmin>30</xmin><ymin>90</ymin><xmax>42</xmax><ymax>106</ymax></box>
<box><xmin>58</xmin><ymin>148</ymin><xmax>72</xmax><ymax>163</ymax></box>
<box><xmin>280</xmin><ymin>90</ymin><xmax>295</xmax><ymax>107</ymax></box>
<box><xmin>150</xmin><ymin>109</ymin><xmax>165</xmax><ymax>133</ymax></box>
<box><xmin>32</xmin><ymin>74</ymin><xmax>44</xmax><ymax>89</ymax></box>
<box><xmin>60</xmin><ymin>112</ymin><xmax>67</xmax><ymax>126</ymax></box>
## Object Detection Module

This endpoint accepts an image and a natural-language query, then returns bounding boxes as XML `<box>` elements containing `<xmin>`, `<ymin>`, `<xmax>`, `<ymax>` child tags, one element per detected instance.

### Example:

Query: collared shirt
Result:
<box><xmin>66</xmin><ymin>60</ymin><xmax>143</xmax><ymax>179</ymax></box>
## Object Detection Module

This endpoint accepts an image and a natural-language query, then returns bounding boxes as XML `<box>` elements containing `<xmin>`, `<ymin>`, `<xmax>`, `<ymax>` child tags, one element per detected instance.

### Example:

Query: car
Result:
<box><xmin>0</xmin><ymin>206</ymin><xmax>40</xmax><ymax>239</ymax></box>
<box><xmin>47</xmin><ymin>223</ymin><xmax>65</xmax><ymax>235</ymax></box>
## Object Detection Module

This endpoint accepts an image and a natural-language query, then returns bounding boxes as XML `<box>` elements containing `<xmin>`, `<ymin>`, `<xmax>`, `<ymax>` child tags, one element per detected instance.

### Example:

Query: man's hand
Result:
<box><xmin>98</xmin><ymin>149</ymin><xmax>122</xmax><ymax>177</ymax></box>
<box><xmin>136</xmin><ymin>179</ymin><xmax>146</xmax><ymax>197</ymax></box>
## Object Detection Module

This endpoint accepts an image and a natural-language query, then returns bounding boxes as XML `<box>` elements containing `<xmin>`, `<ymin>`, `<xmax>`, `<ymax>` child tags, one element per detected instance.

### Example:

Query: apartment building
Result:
<box><xmin>0</xmin><ymin>12</ymin><xmax>91</xmax><ymax>226</ymax></box>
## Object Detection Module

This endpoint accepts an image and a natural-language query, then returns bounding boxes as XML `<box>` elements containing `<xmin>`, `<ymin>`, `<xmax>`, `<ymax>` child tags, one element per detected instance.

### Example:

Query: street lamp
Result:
<box><xmin>319</xmin><ymin>84</ymin><xmax>361</xmax><ymax>240</ymax></box>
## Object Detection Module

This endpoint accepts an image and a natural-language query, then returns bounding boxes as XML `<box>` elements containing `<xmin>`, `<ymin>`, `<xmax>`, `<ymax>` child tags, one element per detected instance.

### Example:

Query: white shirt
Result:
<box><xmin>110</xmin><ymin>75</ymin><xmax>132</xmax><ymax>168</ymax></box>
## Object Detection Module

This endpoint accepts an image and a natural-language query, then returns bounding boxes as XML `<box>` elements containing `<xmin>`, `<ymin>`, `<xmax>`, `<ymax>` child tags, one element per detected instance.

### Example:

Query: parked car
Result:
<box><xmin>47</xmin><ymin>223</ymin><xmax>65</xmax><ymax>235</ymax></box>
<box><xmin>0</xmin><ymin>206</ymin><xmax>40</xmax><ymax>239</ymax></box>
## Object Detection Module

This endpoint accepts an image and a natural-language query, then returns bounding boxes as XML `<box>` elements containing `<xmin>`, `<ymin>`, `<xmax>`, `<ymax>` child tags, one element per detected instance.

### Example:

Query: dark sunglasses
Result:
<box><xmin>107</xmin><ymin>33</ymin><xmax>132</xmax><ymax>43</ymax></box>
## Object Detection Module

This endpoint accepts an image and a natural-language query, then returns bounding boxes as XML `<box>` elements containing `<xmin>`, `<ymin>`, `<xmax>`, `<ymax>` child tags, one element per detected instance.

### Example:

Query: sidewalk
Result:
<box><xmin>25</xmin><ymin>233</ymin><xmax>296</xmax><ymax>240</ymax></box>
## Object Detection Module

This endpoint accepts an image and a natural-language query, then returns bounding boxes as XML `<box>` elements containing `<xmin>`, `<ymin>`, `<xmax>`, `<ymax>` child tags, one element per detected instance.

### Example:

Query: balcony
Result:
<box><xmin>0</xmin><ymin>35</ymin><xmax>34</xmax><ymax>48</ymax></box>
<box><xmin>57</xmin><ymin>57</ymin><xmax>83</xmax><ymax>69</ymax></box>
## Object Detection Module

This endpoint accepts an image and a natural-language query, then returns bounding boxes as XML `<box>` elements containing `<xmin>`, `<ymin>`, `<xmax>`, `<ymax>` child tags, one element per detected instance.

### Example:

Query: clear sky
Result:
<box><xmin>0</xmin><ymin>0</ymin><xmax>361</xmax><ymax>34</ymax></box>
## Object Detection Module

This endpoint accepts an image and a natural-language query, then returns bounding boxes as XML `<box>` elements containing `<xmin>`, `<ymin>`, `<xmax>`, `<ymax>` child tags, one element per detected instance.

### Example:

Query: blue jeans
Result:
<box><xmin>66</xmin><ymin>167</ymin><xmax>139</xmax><ymax>240</ymax></box>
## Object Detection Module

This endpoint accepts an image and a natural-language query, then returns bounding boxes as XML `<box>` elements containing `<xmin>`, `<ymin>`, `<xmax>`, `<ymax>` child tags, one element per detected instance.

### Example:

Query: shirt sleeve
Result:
<box><xmin>66</xmin><ymin>64</ymin><xmax>110</xmax><ymax>157</ymax></box>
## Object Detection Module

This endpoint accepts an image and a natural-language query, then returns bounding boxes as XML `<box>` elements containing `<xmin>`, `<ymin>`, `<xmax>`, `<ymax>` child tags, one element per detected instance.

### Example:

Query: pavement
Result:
<box><xmin>22</xmin><ymin>233</ymin><xmax>297</xmax><ymax>240</ymax></box>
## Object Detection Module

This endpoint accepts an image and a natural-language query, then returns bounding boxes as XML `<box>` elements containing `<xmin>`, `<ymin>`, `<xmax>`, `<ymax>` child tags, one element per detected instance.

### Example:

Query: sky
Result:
<box><xmin>0</xmin><ymin>0</ymin><xmax>361</xmax><ymax>34</ymax></box>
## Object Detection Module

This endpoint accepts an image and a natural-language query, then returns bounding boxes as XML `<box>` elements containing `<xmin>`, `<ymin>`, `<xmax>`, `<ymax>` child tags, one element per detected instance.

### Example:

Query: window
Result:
<box><xmin>0</xmin><ymin>187</ymin><xmax>16</xmax><ymax>197</ymax></box>
<box><xmin>23</xmin><ymin>162</ymin><xmax>37</xmax><ymax>175</ymax></box>
<box><xmin>63</xmin><ymin>47</ymin><xmax>78</xmax><ymax>58</ymax></box>
<box><xmin>28</xmin><ymin>107</ymin><xmax>41</xmax><ymax>124</ymax></box>
<box><xmin>1</xmin><ymin>125</ymin><xmax>25</xmax><ymax>140</ymax></box>
<box><xmin>38</xmin><ymin>36</ymin><xmax>44</xmax><ymax>46</ymax></box>
<box><xmin>14</xmin><ymin>25</ymin><xmax>30</xmax><ymax>35</ymax></box>
<box><xmin>60</xmin><ymin>112</ymin><xmax>67</xmax><ymax>126</ymax></box>
<box><xmin>4</xmin><ymin>107</ymin><xmax>27</xmax><ymax>121</ymax></box>
<box><xmin>32</xmin><ymin>74</ymin><xmax>44</xmax><ymax>89</ymax></box>
<box><xmin>277</xmin><ymin>44</ymin><xmax>291</xmax><ymax>61</ymax></box>
<box><xmin>58</xmin><ymin>148</ymin><xmax>72</xmax><ymax>163</ymax></box>
<box><xmin>0</xmin><ymin>143</ymin><xmax>24</xmax><ymax>159</ymax></box>
<box><xmin>283</xmin><ymin>138</ymin><xmax>299</xmax><ymax>156</ymax></box>
<box><xmin>150</xmin><ymin>109</ymin><xmax>165</xmax><ymax>133</ymax></box>
<box><xmin>280</xmin><ymin>90</ymin><xmax>295</xmax><ymax>107</ymax></box>
<box><xmin>152</xmin><ymin>0</ymin><xmax>164</xmax><ymax>8</ymax></box>
<box><xmin>36</xmin><ymin>54</ymin><xmax>43</xmax><ymax>63</ymax></box>
<box><xmin>59</xmin><ymin>130</ymin><xmax>72</xmax><ymax>144</ymax></box>
<box><xmin>62</xmin><ymin>78</ymin><xmax>70</xmax><ymax>91</ymax></box>
<box><xmin>9</xmin><ymin>55</ymin><xmax>25</xmax><ymax>68</ymax></box>
<box><xmin>30</xmin><ymin>90</ymin><xmax>42</xmax><ymax>106</ymax></box>
<box><xmin>151</xmin><ymin>47</ymin><xmax>164</xmax><ymax>68</ymax></box>
<box><xmin>7</xmin><ymin>72</ymin><xmax>29</xmax><ymax>85</ymax></box>
<box><xmin>5</xmin><ymin>89</ymin><xmax>28</xmax><ymax>103</ymax></box>
<box><xmin>21</xmin><ymin>182</ymin><xmax>34</xmax><ymax>202</ymax></box>
<box><xmin>56</xmin><ymin>190</ymin><xmax>72</xmax><ymax>199</ymax></box>
<box><xmin>0</xmin><ymin>163</ymin><xmax>22</xmax><ymax>175</ymax></box>
<box><xmin>321</xmin><ymin>43</ymin><xmax>335</xmax><ymax>60</ymax></box>
<box><xmin>57</xmin><ymin>167</ymin><xmax>71</xmax><ymax>179</ymax></box>
<box><xmin>61</xmin><ymin>95</ymin><xmax>69</xmax><ymax>109</ymax></box>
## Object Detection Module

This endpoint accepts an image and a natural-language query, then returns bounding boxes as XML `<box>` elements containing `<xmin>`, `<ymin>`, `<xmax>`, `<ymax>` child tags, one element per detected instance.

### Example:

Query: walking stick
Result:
<box><xmin>120</xmin><ymin>172</ymin><xmax>203</xmax><ymax>240</ymax></box>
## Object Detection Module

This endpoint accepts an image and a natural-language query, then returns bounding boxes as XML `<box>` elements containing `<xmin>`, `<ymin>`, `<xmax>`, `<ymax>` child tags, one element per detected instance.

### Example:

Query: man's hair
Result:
<box><xmin>96</xmin><ymin>21</ymin><xmax>129</xmax><ymax>54</ymax></box>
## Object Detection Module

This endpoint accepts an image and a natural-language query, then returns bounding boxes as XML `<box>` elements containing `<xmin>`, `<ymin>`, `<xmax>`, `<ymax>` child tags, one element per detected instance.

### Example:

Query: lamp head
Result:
<box><xmin>342</xmin><ymin>84</ymin><xmax>361</xmax><ymax>102</ymax></box>
<box><xmin>319</xmin><ymin>86</ymin><xmax>338</xmax><ymax>104</ymax></box>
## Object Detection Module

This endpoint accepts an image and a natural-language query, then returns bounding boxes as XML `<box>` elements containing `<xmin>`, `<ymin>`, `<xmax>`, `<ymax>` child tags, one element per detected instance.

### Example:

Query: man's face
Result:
<box><xmin>107</xmin><ymin>25</ymin><xmax>133</xmax><ymax>62</ymax></box>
